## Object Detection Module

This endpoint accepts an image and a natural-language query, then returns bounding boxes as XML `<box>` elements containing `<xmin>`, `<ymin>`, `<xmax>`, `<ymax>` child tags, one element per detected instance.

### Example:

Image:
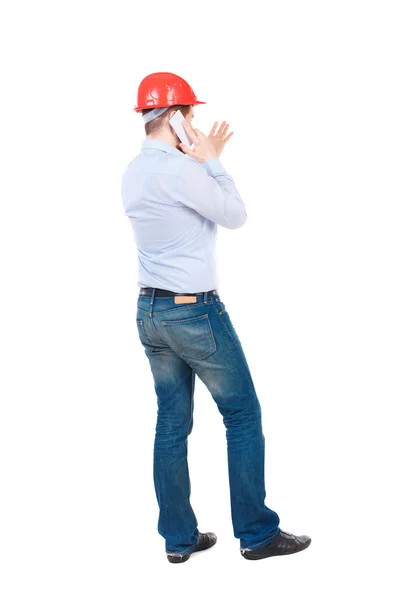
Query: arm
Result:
<box><xmin>174</xmin><ymin>156</ymin><xmax>248</xmax><ymax>229</ymax></box>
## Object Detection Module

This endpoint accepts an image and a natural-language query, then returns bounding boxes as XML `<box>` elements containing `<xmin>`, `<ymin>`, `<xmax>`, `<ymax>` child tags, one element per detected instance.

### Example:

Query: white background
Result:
<box><xmin>1</xmin><ymin>1</ymin><xmax>399</xmax><ymax>598</ymax></box>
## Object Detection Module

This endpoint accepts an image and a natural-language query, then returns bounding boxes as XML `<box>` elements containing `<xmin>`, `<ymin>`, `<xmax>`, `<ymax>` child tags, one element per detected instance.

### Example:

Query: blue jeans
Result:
<box><xmin>136</xmin><ymin>289</ymin><xmax>281</xmax><ymax>556</ymax></box>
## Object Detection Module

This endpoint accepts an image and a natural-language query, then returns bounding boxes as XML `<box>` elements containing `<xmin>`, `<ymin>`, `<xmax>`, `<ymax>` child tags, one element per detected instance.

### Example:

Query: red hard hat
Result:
<box><xmin>134</xmin><ymin>72</ymin><xmax>206</xmax><ymax>111</ymax></box>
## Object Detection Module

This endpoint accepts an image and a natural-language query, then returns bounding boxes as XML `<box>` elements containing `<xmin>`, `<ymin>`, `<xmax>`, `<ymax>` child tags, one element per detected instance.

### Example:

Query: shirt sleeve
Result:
<box><xmin>174</xmin><ymin>156</ymin><xmax>248</xmax><ymax>229</ymax></box>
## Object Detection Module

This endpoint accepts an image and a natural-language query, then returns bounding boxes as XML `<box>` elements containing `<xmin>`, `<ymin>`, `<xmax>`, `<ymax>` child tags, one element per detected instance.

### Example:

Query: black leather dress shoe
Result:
<box><xmin>167</xmin><ymin>532</ymin><xmax>217</xmax><ymax>563</ymax></box>
<box><xmin>240</xmin><ymin>529</ymin><xmax>311</xmax><ymax>560</ymax></box>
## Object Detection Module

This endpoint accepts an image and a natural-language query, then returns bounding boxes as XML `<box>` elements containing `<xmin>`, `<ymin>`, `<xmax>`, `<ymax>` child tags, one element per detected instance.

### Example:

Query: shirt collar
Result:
<box><xmin>141</xmin><ymin>139</ymin><xmax>183</xmax><ymax>157</ymax></box>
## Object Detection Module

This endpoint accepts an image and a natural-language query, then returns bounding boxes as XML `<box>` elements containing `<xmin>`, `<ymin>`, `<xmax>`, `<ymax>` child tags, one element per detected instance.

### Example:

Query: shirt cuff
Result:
<box><xmin>203</xmin><ymin>157</ymin><xmax>227</xmax><ymax>177</ymax></box>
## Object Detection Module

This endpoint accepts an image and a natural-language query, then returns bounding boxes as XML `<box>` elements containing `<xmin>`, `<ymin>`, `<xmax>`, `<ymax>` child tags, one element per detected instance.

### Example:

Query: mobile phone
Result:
<box><xmin>169</xmin><ymin>110</ymin><xmax>193</xmax><ymax>147</ymax></box>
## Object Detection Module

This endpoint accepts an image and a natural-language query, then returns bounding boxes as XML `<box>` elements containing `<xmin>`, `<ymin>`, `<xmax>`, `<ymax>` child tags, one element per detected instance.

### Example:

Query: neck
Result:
<box><xmin>146</xmin><ymin>132</ymin><xmax>181</xmax><ymax>151</ymax></box>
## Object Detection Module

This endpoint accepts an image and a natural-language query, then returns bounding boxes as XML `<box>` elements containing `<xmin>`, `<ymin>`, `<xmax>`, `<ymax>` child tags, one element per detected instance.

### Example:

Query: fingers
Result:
<box><xmin>209</xmin><ymin>121</ymin><xmax>218</xmax><ymax>136</ymax></box>
<box><xmin>182</xmin><ymin>119</ymin><xmax>199</xmax><ymax>143</ymax></box>
<box><xmin>222</xmin><ymin>122</ymin><xmax>230</xmax><ymax>135</ymax></box>
<box><xmin>181</xmin><ymin>119</ymin><xmax>205</xmax><ymax>138</ymax></box>
<box><xmin>223</xmin><ymin>131</ymin><xmax>234</xmax><ymax>144</ymax></box>
<box><xmin>193</xmin><ymin>127</ymin><xmax>206</xmax><ymax>138</ymax></box>
<box><xmin>179</xmin><ymin>142</ymin><xmax>196</xmax><ymax>157</ymax></box>
<box><xmin>218</xmin><ymin>121</ymin><xmax>232</xmax><ymax>141</ymax></box>
<box><xmin>213</xmin><ymin>121</ymin><xmax>230</xmax><ymax>138</ymax></box>
<box><xmin>218</xmin><ymin>121</ymin><xmax>227</xmax><ymax>134</ymax></box>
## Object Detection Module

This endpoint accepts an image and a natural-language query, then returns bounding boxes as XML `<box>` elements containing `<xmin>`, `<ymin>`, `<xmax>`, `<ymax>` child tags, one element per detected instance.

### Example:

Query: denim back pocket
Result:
<box><xmin>161</xmin><ymin>313</ymin><xmax>217</xmax><ymax>360</ymax></box>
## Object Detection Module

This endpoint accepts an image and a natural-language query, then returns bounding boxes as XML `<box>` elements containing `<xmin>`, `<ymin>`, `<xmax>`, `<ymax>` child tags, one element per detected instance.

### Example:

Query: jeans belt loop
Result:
<box><xmin>204</xmin><ymin>290</ymin><xmax>208</xmax><ymax>304</ymax></box>
<box><xmin>149</xmin><ymin>287</ymin><xmax>156</xmax><ymax>318</ymax></box>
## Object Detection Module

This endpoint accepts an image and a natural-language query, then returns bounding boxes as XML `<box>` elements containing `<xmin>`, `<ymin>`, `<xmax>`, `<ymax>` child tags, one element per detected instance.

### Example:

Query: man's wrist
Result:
<box><xmin>204</xmin><ymin>157</ymin><xmax>227</xmax><ymax>177</ymax></box>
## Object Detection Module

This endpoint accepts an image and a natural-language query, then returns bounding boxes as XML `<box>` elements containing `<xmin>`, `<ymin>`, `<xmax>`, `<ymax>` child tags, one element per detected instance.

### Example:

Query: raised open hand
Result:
<box><xmin>179</xmin><ymin>119</ymin><xmax>235</xmax><ymax>162</ymax></box>
<box><xmin>179</xmin><ymin>120</ymin><xmax>218</xmax><ymax>163</ymax></box>
<box><xmin>207</xmin><ymin>121</ymin><xmax>234</xmax><ymax>158</ymax></box>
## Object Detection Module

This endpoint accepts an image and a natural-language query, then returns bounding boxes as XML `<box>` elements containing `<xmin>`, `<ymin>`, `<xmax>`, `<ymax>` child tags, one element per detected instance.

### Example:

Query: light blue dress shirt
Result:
<box><xmin>121</xmin><ymin>138</ymin><xmax>247</xmax><ymax>293</ymax></box>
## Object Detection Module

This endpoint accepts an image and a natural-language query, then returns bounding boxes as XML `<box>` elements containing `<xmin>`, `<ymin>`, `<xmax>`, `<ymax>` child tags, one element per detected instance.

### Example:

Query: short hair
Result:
<box><xmin>140</xmin><ymin>104</ymin><xmax>193</xmax><ymax>136</ymax></box>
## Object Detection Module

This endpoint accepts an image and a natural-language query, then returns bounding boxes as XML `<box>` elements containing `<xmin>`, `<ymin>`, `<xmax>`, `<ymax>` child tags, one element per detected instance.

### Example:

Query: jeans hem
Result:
<box><xmin>166</xmin><ymin>536</ymin><xmax>200</xmax><ymax>557</ymax></box>
<box><xmin>240</xmin><ymin>527</ymin><xmax>281</xmax><ymax>551</ymax></box>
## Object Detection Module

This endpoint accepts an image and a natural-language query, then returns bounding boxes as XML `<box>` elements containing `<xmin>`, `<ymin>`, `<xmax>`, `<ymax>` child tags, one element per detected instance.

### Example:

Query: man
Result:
<box><xmin>121</xmin><ymin>72</ymin><xmax>311</xmax><ymax>563</ymax></box>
